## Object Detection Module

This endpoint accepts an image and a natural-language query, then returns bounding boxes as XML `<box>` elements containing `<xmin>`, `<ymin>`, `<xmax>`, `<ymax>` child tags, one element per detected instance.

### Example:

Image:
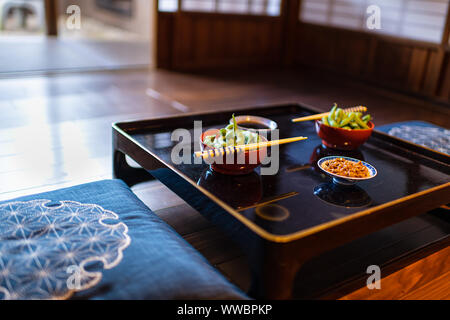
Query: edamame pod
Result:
<box><xmin>328</xmin><ymin>117</ymin><xmax>338</xmax><ymax>127</ymax></box>
<box><xmin>362</xmin><ymin>114</ymin><xmax>372</xmax><ymax>123</ymax></box>
<box><xmin>348</xmin><ymin>112</ymin><xmax>356</xmax><ymax>121</ymax></box>
<box><xmin>355</xmin><ymin>114</ymin><xmax>369</xmax><ymax>129</ymax></box>
<box><xmin>339</xmin><ymin>112</ymin><xmax>354</xmax><ymax>127</ymax></box>
<box><xmin>335</xmin><ymin>108</ymin><xmax>343</xmax><ymax>123</ymax></box>
<box><xmin>322</xmin><ymin>116</ymin><xmax>330</xmax><ymax>126</ymax></box>
<box><xmin>330</xmin><ymin>104</ymin><xmax>338</xmax><ymax>120</ymax></box>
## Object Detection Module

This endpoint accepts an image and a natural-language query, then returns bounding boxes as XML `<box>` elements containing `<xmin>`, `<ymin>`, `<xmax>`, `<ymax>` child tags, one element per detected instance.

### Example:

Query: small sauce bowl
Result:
<box><xmin>231</xmin><ymin>115</ymin><xmax>278</xmax><ymax>134</ymax></box>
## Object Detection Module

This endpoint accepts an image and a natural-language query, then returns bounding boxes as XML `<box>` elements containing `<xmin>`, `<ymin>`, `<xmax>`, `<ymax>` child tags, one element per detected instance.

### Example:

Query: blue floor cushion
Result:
<box><xmin>377</xmin><ymin>121</ymin><xmax>449</xmax><ymax>155</ymax></box>
<box><xmin>0</xmin><ymin>180</ymin><xmax>247</xmax><ymax>300</ymax></box>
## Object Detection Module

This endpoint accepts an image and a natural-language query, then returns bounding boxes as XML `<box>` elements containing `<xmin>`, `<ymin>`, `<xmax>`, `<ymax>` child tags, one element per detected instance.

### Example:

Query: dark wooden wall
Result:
<box><xmin>157</xmin><ymin>12</ymin><xmax>284</xmax><ymax>70</ymax></box>
<box><xmin>438</xmin><ymin>51</ymin><xmax>450</xmax><ymax>100</ymax></box>
<box><xmin>156</xmin><ymin>0</ymin><xmax>450</xmax><ymax>102</ymax></box>
<box><xmin>292</xmin><ymin>23</ymin><xmax>450</xmax><ymax>101</ymax></box>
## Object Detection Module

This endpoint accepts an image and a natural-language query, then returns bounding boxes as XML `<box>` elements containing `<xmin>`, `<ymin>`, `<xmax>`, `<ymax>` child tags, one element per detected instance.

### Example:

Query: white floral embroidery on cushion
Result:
<box><xmin>388</xmin><ymin>125</ymin><xmax>450</xmax><ymax>155</ymax></box>
<box><xmin>0</xmin><ymin>200</ymin><xmax>130</xmax><ymax>300</ymax></box>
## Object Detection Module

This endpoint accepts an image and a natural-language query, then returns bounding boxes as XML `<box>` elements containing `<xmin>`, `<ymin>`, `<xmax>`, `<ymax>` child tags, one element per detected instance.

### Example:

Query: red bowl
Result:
<box><xmin>200</xmin><ymin>129</ymin><xmax>267</xmax><ymax>175</ymax></box>
<box><xmin>315</xmin><ymin>120</ymin><xmax>375</xmax><ymax>150</ymax></box>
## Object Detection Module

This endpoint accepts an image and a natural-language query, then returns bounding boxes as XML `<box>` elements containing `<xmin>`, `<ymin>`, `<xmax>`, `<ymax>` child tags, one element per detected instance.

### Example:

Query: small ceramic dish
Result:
<box><xmin>317</xmin><ymin>156</ymin><xmax>377</xmax><ymax>185</ymax></box>
<box><xmin>231</xmin><ymin>115</ymin><xmax>278</xmax><ymax>134</ymax></box>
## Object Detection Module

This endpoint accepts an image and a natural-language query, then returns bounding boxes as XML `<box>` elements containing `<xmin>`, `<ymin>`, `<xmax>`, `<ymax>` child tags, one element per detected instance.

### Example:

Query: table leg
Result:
<box><xmin>248</xmin><ymin>250</ymin><xmax>303</xmax><ymax>300</ymax></box>
<box><xmin>113</xmin><ymin>150</ymin><xmax>154</xmax><ymax>187</ymax></box>
<box><xmin>148</xmin><ymin>167</ymin><xmax>306</xmax><ymax>299</ymax></box>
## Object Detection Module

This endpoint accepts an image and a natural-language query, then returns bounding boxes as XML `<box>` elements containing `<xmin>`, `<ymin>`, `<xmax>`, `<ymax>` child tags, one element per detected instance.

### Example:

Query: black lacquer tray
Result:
<box><xmin>113</xmin><ymin>103</ymin><xmax>450</xmax><ymax>299</ymax></box>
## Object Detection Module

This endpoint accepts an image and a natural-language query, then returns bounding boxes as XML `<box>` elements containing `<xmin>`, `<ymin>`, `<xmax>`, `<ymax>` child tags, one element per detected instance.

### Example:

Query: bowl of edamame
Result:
<box><xmin>315</xmin><ymin>104</ymin><xmax>375</xmax><ymax>150</ymax></box>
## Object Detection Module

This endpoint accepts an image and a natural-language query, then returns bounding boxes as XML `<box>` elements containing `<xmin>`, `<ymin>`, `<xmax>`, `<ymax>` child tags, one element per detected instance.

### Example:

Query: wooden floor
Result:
<box><xmin>0</xmin><ymin>67</ymin><xmax>448</xmax><ymax>299</ymax></box>
<box><xmin>0</xmin><ymin>37</ymin><xmax>150</xmax><ymax>74</ymax></box>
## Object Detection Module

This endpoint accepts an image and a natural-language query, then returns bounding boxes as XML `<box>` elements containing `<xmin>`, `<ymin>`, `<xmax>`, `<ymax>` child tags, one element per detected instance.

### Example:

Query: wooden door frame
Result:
<box><xmin>442</xmin><ymin>2</ymin><xmax>450</xmax><ymax>49</ymax></box>
<box><xmin>423</xmin><ymin>1</ymin><xmax>450</xmax><ymax>95</ymax></box>
<box><xmin>44</xmin><ymin>0</ymin><xmax>58</xmax><ymax>36</ymax></box>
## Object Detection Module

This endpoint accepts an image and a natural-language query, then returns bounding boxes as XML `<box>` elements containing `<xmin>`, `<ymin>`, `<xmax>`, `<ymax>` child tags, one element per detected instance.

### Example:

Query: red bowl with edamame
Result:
<box><xmin>200</xmin><ymin>129</ymin><xmax>268</xmax><ymax>175</ymax></box>
<box><xmin>315</xmin><ymin>120</ymin><xmax>375</xmax><ymax>150</ymax></box>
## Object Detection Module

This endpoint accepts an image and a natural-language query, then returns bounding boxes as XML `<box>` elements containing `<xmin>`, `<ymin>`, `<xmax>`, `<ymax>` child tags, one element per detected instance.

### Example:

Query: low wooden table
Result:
<box><xmin>112</xmin><ymin>103</ymin><xmax>450</xmax><ymax>299</ymax></box>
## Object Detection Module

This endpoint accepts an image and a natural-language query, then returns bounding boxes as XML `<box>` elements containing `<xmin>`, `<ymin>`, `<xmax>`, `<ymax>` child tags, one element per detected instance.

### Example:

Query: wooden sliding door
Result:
<box><xmin>157</xmin><ymin>0</ymin><xmax>286</xmax><ymax>70</ymax></box>
<box><xmin>291</xmin><ymin>0</ymin><xmax>450</xmax><ymax>100</ymax></box>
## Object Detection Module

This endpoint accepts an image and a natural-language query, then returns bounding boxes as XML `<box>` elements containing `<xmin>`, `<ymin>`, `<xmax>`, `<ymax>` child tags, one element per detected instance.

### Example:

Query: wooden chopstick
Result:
<box><xmin>195</xmin><ymin>136</ymin><xmax>308</xmax><ymax>159</ymax></box>
<box><xmin>291</xmin><ymin>106</ymin><xmax>367</xmax><ymax>123</ymax></box>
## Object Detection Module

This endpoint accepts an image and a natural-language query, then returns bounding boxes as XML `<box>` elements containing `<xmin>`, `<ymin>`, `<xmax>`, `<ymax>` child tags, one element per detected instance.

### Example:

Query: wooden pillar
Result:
<box><xmin>156</xmin><ymin>1</ymin><xmax>175</xmax><ymax>69</ymax></box>
<box><xmin>442</xmin><ymin>1</ymin><xmax>450</xmax><ymax>46</ymax></box>
<box><xmin>435</xmin><ymin>2</ymin><xmax>450</xmax><ymax>98</ymax></box>
<box><xmin>282</xmin><ymin>0</ymin><xmax>301</xmax><ymax>66</ymax></box>
<box><xmin>44</xmin><ymin>0</ymin><xmax>58</xmax><ymax>36</ymax></box>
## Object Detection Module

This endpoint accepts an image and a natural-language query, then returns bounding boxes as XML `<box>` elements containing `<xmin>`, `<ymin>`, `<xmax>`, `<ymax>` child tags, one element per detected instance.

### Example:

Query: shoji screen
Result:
<box><xmin>300</xmin><ymin>0</ymin><xmax>449</xmax><ymax>43</ymax></box>
<box><xmin>159</xmin><ymin>0</ymin><xmax>281</xmax><ymax>15</ymax></box>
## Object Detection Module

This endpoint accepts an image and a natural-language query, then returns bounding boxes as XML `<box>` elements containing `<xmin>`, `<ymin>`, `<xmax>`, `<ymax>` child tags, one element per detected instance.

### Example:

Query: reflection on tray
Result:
<box><xmin>255</xmin><ymin>204</ymin><xmax>290</xmax><ymax>222</ymax></box>
<box><xmin>286</xmin><ymin>144</ymin><xmax>365</xmax><ymax>174</ymax></box>
<box><xmin>237</xmin><ymin>191</ymin><xmax>299</xmax><ymax>212</ymax></box>
<box><xmin>313</xmin><ymin>182</ymin><xmax>372</xmax><ymax>208</ymax></box>
<box><xmin>310</xmin><ymin>144</ymin><xmax>365</xmax><ymax>171</ymax></box>
<box><xmin>197</xmin><ymin>169</ymin><xmax>263</xmax><ymax>210</ymax></box>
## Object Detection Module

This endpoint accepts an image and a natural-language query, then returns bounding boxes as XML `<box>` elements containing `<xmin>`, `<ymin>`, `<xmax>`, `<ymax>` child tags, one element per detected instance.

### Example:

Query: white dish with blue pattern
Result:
<box><xmin>318</xmin><ymin>156</ymin><xmax>378</xmax><ymax>185</ymax></box>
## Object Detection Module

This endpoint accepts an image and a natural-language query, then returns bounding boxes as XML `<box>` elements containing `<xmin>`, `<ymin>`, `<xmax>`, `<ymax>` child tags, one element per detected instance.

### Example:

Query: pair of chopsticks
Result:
<box><xmin>195</xmin><ymin>136</ymin><xmax>308</xmax><ymax>159</ymax></box>
<box><xmin>291</xmin><ymin>106</ymin><xmax>367</xmax><ymax>123</ymax></box>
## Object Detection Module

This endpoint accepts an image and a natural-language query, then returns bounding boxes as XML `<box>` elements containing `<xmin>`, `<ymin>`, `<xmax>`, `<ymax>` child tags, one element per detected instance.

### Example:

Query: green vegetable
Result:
<box><xmin>339</xmin><ymin>112</ymin><xmax>354</xmax><ymax>127</ymax></box>
<box><xmin>354</xmin><ymin>114</ymin><xmax>369</xmax><ymax>129</ymax></box>
<box><xmin>232</xmin><ymin>114</ymin><xmax>237</xmax><ymax>146</ymax></box>
<box><xmin>321</xmin><ymin>104</ymin><xmax>373</xmax><ymax>130</ymax></box>
<box><xmin>330</xmin><ymin>104</ymin><xmax>337</xmax><ymax>120</ymax></box>
<box><xmin>203</xmin><ymin>114</ymin><xmax>260</xmax><ymax>149</ymax></box>
<box><xmin>328</xmin><ymin>117</ymin><xmax>338</xmax><ymax>127</ymax></box>
<box><xmin>336</xmin><ymin>108</ymin><xmax>344</xmax><ymax>124</ymax></box>
<box><xmin>204</xmin><ymin>135</ymin><xmax>216</xmax><ymax>144</ymax></box>
<box><xmin>348</xmin><ymin>112</ymin><xmax>356</xmax><ymax>122</ymax></box>
<box><xmin>362</xmin><ymin>114</ymin><xmax>372</xmax><ymax>123</ymax></box>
